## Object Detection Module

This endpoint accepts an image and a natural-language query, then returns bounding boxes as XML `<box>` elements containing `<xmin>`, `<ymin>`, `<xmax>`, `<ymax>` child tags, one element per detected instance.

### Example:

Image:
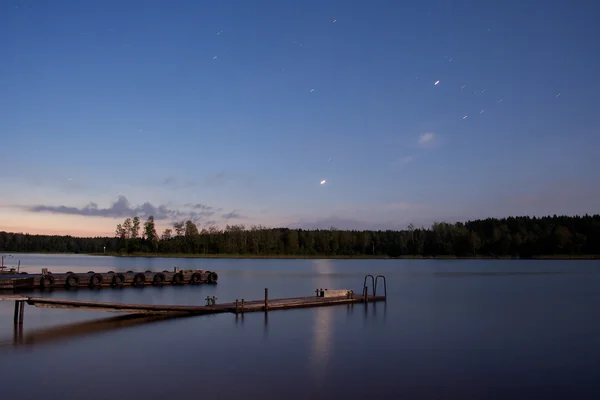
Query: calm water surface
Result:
<box><xmin>1</xmin><ymin>254</ymin><xmax>599</xmax><ymax>399</ymax></box>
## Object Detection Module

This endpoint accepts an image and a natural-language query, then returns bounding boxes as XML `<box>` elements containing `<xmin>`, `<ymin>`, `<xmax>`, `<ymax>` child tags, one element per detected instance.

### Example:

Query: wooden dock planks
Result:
<box><xmin>2</xmin><ymin>292</ymin><xmax>385</xmax><ymax>317</ymax></box>
<box><xmin>2</xmin><ymin>275</ymin><xmax>388</xmax><ymax>324</ymax></box>
<box><xmin>0</xmin><ymin>295</ymin><xmax>29</xmax><ymax>301</ymax></box>
<box><xmin>0</xmin><ymin>276</ymin><xmax>35</xmax><ymax>290</ymax></box>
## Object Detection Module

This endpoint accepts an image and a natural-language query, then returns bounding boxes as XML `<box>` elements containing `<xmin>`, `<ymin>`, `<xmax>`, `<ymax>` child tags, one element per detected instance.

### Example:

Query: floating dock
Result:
<box><xmin>0</xmin><ymin>267</ymin><xmax>218</xmax><ymax>291</ymax></box>
<box><xmin>3</xmin><ymin>275</ymin><xmax>387</xmax><ymax>324</ymax></box>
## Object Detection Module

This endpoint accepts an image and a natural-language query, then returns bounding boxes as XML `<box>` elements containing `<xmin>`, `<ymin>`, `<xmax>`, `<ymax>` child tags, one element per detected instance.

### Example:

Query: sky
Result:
<box><xmin>1</xmin><ymin>0</ymin><xmax>599</xmax><ymax>237</ymax></box>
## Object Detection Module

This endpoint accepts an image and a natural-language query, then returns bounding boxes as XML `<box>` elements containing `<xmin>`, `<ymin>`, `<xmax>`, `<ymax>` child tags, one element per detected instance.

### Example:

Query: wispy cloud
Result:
<box><xmin>222</xmin><ymin>210</ymin><xmax>245</xmax><ymax>219</ymax></box>
<box><xmin>191</xmin><ymin>203</ymin><xmax>212</xmax><ymax>210</ymax></box>
<box><xmin>22</xmin><ymin>196</ymin><xmax>228</xmax><ymax>225</ymax></box>
<box><xmin>183</xmin><ymin>203</ymin><xmax>222</xmax><ymax>217</ymax></box>
<box><xmin>418</xmin><ymin>132</ymin><xmax>436</xmax><ymax>147</ymax></box>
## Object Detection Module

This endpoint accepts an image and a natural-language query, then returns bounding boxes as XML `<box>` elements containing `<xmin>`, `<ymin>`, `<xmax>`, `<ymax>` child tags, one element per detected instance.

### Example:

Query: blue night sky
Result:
<box><xmin>1</xmin><ymin>0</ymin><xmax>599</xmax><ymax>236</ymax></box>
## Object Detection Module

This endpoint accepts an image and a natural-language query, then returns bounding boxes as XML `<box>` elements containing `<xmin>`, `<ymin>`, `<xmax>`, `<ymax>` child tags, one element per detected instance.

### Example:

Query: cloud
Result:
<box><xmin>222</xmin><ymin>210</ymin><xmax>246</xmax><ymax>219</ymax></box>
<box><xmin>418</xmin><ymin>132</ymin><xmax>436</xmax><ymax>147</ymax></box>
<box><xmin>191</xmin><ymin>203</ymin><xmax>212</xmax><ymax>210</ymax></box>
<box><xmin>183</xmin><ymin>203</ymin><xmax>221</xmax><ymax>217</ymax></box>
<box><xmin>22</xmin><ymin>195</ymin><xmax>223</xmax><ymax>225</ymax></box>
<box><xmin>26</xmin><ymin>196</ymin><xmax>158</xmax><ymax>218</ymax></box>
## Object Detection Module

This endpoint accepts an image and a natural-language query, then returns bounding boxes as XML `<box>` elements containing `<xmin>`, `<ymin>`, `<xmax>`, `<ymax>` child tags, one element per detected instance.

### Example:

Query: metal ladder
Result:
<box><xmin>362</xmin><ymin>274</ymin><xmax>387</xmax><ymax>302</ymax></box>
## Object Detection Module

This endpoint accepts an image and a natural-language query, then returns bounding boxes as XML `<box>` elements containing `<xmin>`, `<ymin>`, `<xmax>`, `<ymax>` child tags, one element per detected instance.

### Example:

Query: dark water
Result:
<box><xmin>1</xmin><ymin>254</ymin><xmax>599</xmax><ymax>399</ymax></box>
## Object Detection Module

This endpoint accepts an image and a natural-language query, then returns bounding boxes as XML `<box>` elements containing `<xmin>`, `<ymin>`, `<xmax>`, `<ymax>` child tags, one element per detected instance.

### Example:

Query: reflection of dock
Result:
<box><xmin>5</xmin><ymin>314</ymin><xmax>193</xmax><ymax>347</ymax></box>
<box><xmin>2</xmin><ymin>275</ymin><xmax>387</xmax><ymax>324</ymax></box>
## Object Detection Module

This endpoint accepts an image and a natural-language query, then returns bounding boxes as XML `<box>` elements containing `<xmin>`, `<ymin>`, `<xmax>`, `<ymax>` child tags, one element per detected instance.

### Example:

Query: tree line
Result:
<box><xmin>1</xmin><ymin>214</ymin><xmax>600</xmax><ymax>258</ymax></box>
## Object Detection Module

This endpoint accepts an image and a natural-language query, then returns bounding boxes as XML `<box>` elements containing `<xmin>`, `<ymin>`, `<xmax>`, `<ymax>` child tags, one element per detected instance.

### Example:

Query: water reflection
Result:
<box><xmin>0</xmin><ymin>314</ymin><xmax>193</xmax><ymax>348</ymax></box>
<box><xmin>231</xmin><ymin>308</ymin><xmax>268</xmax><ymax>339</ymax></box>
<box><xmin>263</xmin><ymin>311</ymin><xmax>268</xmax><ymax>339</ymax></box>
<box><xmin>433</xmin><ymin>271</ymin><xmax>585</xmax><ymax>277</ymax></box>
<box><xmin>234</xmin><ymin>312</ymin><xmax>244</xmax><ymax>325</ymax></box>
<box><xmin>362</xmin><ymin>302</ymin><xmax>387</xmax><ymax>327</ymax></box>
<box><xmin>12</xmin><ymin>324</ymin><xmax>23</xmax><ymax>346</ymax></box>
<box><xmin>309</xmin><ymin>259</ymin><xmax>336</xmax><ymax>378</ymax></box>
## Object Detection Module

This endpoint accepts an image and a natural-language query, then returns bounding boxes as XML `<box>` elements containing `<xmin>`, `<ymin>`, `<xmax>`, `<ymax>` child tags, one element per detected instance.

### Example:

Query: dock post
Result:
<box><xmin>241</xmin><ymin>299</ymin><xmax>244</xmax><ymax>314</ymax></box>
<box><xmin>18</xmin><ymin>301</ymin><xmax>24</xmax><ymax>325</ymax></box>
<box><xmin>264</xmin><ymin>288</ymin><xmax>268</xmax><ymax>311</ymax></box>
<box><xmin>235</xmin><ymin>299</ymin><xmax>239</xmax><ymax>315</ymax></box>
<box><xmin>13</xmin><ymin>301</ymin><xmax>20</xmax><ymax>325</ymax></box>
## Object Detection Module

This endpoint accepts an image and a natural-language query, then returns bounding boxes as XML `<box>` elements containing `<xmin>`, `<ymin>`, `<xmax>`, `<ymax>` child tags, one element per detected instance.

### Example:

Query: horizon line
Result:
<box><xmin>2</xmin><ymin>212</ymin><xmax>599</xmax><ymax>239</ymax></box>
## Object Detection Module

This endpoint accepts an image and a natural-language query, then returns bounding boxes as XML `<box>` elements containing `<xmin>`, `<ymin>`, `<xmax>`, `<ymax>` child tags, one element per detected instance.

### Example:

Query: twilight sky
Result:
<box><xmin>1</xmin><ymin>0</ymin><xmax>599</xmax><ymax>237</ymax></box>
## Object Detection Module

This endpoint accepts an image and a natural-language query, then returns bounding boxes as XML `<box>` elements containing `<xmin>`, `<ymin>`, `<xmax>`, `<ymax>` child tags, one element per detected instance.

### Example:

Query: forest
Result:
<box><xmin>1</xmin><ymin>214</ymin><xmax>599</xmax><ymax>258</ymax></box>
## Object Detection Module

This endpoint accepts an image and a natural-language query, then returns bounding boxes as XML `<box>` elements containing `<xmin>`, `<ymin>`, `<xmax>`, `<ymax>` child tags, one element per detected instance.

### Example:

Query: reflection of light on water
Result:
<box><xmin>311</xmin><ymin>306</ymin><xmax>334</xmax><ymax>373</ymax></box>
<box><xmin>310</xmin><ymin>259</ymin><xmax>335</xmax><ymax>378</ymax></box>
<box><xmin>313</xmin><ymin>258</ymin><xmax>334</xmax><ymax>277</ymax></box>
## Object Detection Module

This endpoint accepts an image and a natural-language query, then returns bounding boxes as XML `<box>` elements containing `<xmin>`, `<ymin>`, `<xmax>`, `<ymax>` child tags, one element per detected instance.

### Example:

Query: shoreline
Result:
<box><xmin>86</xmin><ymin>253</ymin><xmax>600</xmax><ymax>260</ymax></box>
<box><xmin>3</xmin><ymin>251</ymin><xmax>599</xmax><ymax>260</ymax></box>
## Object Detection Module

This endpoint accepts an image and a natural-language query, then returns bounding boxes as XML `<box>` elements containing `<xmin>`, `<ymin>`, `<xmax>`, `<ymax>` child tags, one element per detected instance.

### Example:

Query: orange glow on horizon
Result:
<box><xmin>0</xmin><ymin>210</ymin><xmax>288</xmax><ymax>237</ymax></box>
<box><xmin>1</xmin><ymin>212</ymin><xmax>123</xmax><ymax>237</ymax></box>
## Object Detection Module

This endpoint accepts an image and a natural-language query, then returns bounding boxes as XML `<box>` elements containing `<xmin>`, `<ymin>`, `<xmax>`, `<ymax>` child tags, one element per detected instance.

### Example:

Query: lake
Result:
<box><xmin>1</xmin><ymin>254</ymin><xmax>599</xmax><ymax>399</ymax></box>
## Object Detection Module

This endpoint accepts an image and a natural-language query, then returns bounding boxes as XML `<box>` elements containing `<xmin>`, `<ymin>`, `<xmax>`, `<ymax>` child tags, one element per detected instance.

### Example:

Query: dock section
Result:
<box><xmin>4</xmin><ymin>291</ymin><xmax>385</xmax><ymax>317</ymax></box>
<box><xmin>2</xmin><ymin>274</ymin><xmax>387</xmax><ymax>324</ymax></box>
<box><xmin>0</xmin><ymin>267</ymin><xmax>218</xmax><ymax>291</ymax></box>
